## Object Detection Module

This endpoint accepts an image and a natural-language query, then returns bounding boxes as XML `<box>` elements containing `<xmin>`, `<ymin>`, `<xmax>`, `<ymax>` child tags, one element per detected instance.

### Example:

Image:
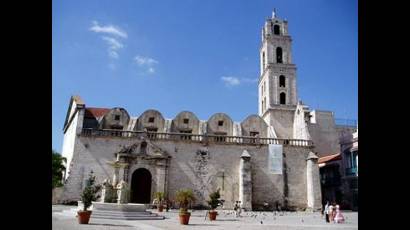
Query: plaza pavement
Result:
<box><xmin>52</xmin><ymin>205</ymin><xmax>358</xmax><ymax>230</ymax></box>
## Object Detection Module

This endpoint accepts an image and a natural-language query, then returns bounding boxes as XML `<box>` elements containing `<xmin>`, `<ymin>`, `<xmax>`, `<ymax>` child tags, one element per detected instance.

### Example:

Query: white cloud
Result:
<box><xmin>134</xmin><ymin>55</ymin><xmax>158</xmax><ymax>74</ymax></box>
<box><xmin>221</xmin><ymin>76</ymin><xmax>241</xmax><ymax>86</ymax></box>
<box><xmin>101</xmin><ymin>36</ymin><xmax>123</xmax><ymax>59</ymax></box>
<box><xmin>221</xmin><ymin>76</ymin><xmax>258</xmax><ymax>87</ymax></box>
<box><xmin>90</xmin><ymin>21</ymin><xmax>127</xmax><ymax>60</ymax></box>
<box><xmin>134</xmin><ymin>56</ymin><xmax>159</xmax><ymax>66</ymax></box>
<box><xmin>90</xmin><ymin>21</ymin><xmax>128</xmax><ymax>38</ymax></box>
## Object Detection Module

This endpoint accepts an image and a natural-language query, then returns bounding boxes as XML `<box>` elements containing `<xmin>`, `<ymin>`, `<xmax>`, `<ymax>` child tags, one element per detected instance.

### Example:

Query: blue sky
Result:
<box><xmin>52</xmin><ymin>0</ymin><xmax>357</xmax><ymax>152</ymax></box>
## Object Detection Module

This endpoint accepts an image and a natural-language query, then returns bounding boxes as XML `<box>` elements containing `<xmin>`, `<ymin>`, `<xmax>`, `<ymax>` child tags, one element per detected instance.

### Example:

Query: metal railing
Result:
<box><xmin>80</xmin><ymin>128</ymin><xmax>313</xmax><ymax>147</ymax></box>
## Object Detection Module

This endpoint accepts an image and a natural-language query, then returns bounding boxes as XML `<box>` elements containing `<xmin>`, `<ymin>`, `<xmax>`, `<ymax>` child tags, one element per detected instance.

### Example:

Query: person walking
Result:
<box><xmin>324</xmin><ymin>201</ymin><xmax>330</xmax><ymax>223</ymax></box>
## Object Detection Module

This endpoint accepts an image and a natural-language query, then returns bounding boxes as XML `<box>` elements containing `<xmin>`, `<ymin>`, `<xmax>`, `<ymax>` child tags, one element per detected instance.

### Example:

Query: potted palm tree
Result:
<box><xmin>154</xmin><ymin>192</ymin><xmax>165</xmax><ymax>212</ymax></box>
<box><xmin>207</xmin><ymin>189</ymin><xmax>221</xmax><ymax>221</ymax></box>
<box><xmin>175</xmin><ymin>189</ymin><xmax>195</xmax><ymax>225</ymax></box>
<box><xmin>77</xmin><ymin>171</ymin><xmax>101</xmax><ymax>224</ymax></box>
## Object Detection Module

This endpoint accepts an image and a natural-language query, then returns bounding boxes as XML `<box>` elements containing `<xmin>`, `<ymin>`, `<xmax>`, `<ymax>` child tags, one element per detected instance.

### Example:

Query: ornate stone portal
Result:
<box><xmin>102</xmin><ymin>138</ymin><xmax>171</xmax><ymax>205</ymax></box>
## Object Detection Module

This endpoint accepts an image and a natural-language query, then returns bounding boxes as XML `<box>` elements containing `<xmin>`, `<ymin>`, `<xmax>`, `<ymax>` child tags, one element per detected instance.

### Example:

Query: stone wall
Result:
<box><xmin>60</xmin><ymin>135</ymin><xmax>314</xmax><ymax>211</ymax></box>
<box><xmin>308</xmin><ymin>110</ymin><xmax>340</xmax><ymax>157</ymax></box>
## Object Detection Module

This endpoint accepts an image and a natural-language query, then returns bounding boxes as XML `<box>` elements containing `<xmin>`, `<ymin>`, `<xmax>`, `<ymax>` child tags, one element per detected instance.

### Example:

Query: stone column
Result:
<box><xmin>306</xmin><ymin>152</ymin><xmax>322</xmax><ymax>211</ymax></box>
<box><xmin>239</xmin><ymin>150</ymin><xmax>252</xmax><ymax>211</ymax></box>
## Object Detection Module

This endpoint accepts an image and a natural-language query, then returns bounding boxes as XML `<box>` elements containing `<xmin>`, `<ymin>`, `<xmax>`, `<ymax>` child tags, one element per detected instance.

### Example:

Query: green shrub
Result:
<box><xmin>207</xmin><ymin>189</ymin><xmax>221</xmax><ymax>210</ymax></box>
<box><xmin>80</xmin><ymin>171</ymin><xmax>101</xmax><ymax>211</ymax></box>
<box><xmin>175</xmin><ymin>189</ymin><xmax>195</xmax><ymax>213</ymax></box>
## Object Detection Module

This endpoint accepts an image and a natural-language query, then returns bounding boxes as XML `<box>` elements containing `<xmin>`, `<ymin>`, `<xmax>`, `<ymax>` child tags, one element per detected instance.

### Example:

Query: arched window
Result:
<box><xmin>276</xmin><ymin>47</ymin><xmax>283</xmax><ymax>63</ymax></box>
<box><xmin>274</xmin><ymin>25</ymin><xmax>280</xmax><ymax>35</ymax></box>
<box><xmin>279</xmin><ymin>75</ymin><xmax>286</xmax><ymax>87</ymax></box>
<box><xmin>280</xmin><ymin>92</ymin><xmax>286</xmax><ymax>105</ymax></box>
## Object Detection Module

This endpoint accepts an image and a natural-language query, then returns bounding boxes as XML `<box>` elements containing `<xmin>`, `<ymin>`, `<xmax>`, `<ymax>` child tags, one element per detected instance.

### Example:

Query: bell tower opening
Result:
<box><xmin>276</xmin><ymin>47</ymin><xmax>283</xmax><ymax>63</ymax></box>
<box><xmin>274</xmin><ymin>24</ymin><xmax>280</xmax><ymax>35</ymax></box>
<box><xmin>280</xmin><ymin>92</ymin><xmax>286</xmax><ymax>105</ymax></box>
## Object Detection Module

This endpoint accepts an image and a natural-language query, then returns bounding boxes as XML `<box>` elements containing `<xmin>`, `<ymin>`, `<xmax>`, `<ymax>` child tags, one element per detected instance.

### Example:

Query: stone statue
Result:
<box><xmin>116</xmin><ymin>180</ymin><xmax>129</xmax><ymax>204</ymax></box>
<box><xmin>101</xmin><ymin>179</ymin><xmax>115</xmax><ymax>203</ymax></box>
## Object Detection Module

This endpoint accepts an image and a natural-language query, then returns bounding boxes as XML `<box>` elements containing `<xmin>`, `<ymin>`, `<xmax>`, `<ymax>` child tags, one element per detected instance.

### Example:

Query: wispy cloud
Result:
<box><xmin>221</xmin><ymin>76</ymin><xmax>241</xmax><ymax>86</ymax></box>
<box><xmin>90</xmin><ymin>21</ymin><xmax>128</xmax><ymax>38</ymax></box>
<box><xmin>102</xmin><ymin>36</ymin><xmax>123</xmax><ymax>59</ymax></box>
<box><xmin>221</xmin><ymin>76</ymin><xmax>258</xmax><ymax>87</ymax></box>
<box><xmin>90</xmin><ymin>21</ymin><xmax>127</xmax><ymax>62</ymax></box>
<box><xmin>134</xmin><ymin>55</ymin><xmax>158</xmax><ymax>74</ymax></box>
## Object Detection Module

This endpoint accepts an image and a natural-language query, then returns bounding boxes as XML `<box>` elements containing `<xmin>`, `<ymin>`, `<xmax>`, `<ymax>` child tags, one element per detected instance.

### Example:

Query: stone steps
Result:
<box><xmin>59</xmin><ymin>208</ymin><xmax>165</xmax><ymax>220</ymax></box>
<box><xmin>91</xmin><ymin>210</ymin><xmax>165</xmax><ymax>220</ymax></box>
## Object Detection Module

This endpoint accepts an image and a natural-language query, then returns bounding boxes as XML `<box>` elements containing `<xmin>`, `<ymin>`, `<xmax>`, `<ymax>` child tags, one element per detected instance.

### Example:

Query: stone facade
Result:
<box><xmin>60</xmin><ymin>126</ymin><xmax>316</xmax><ymax>210</ymax></box>
<box><xmin>58</xmin><ymin>10</ymin><xmax>353</xmax><ymax>212</ymax></box>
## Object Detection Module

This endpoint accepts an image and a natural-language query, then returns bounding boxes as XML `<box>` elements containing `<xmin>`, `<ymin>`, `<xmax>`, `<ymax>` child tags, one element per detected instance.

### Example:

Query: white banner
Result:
<box><xmin>269</xmin><ymin>144</ymin><xmax>283</xmax><ymax>174</ymax></box>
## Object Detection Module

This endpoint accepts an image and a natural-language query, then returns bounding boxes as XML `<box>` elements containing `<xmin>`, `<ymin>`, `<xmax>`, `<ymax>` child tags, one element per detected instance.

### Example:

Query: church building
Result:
<box><xmin>59</xmin><ymin>10</ymin><xmax>349</xmax><ymax>211</ymax></box>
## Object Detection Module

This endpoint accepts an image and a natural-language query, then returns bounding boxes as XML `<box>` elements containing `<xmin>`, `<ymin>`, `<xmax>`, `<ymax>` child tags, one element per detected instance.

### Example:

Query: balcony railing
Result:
<box><xmin>80</xmin><ymin>128</ymin><xmax>314</xmax><ymax>147</ymax></box>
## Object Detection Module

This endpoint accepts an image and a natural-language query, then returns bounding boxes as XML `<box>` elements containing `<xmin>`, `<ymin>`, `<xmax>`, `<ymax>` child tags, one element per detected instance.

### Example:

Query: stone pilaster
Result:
<box><xmin>239</xmin><ymin>150</ymin><xmax>252</xmax><ymax>210</ymax></box>
<box><xmin>306</xmin><ymin>152</ymin><xmax>322</xmax><ymax>211</ymax></box>
<box><xmin>156</xmin><ymin>160</ymin><xmax>168</xmax><ymax>194</ymax></box>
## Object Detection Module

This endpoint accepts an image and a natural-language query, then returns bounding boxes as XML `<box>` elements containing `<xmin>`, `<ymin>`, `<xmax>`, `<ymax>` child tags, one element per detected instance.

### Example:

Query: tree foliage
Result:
<box><xmin>175</xmin><ymin>189</ymin><xmax>195</xmax><ymax>213</ymax></box>
<box><xmin>52</xmin><ymin>149</ymin><xmax>66</xmax><ymax>189</ymax></box>
<box><xmin>207</xmin><ymin>188</ymin><xmax>221</xmax><ymax>210</ymax></box>
<box><xmin>80</xmin><ymin>171</ymin><xmax>101</xmax><ymax>211</ymax></box>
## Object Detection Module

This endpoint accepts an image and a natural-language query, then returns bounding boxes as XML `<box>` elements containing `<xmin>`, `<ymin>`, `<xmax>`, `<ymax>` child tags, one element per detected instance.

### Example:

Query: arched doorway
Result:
<box><xmin>131</xmin><ymin>168</ymin><xmax>152</xmax><ymax>203</ymax></box>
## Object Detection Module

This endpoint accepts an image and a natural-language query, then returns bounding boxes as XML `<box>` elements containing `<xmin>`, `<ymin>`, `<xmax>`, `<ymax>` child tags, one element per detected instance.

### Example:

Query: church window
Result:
<box><xmin>183</xmin><ymin>118</ymin><xmax>189</xmax><ymax>124</ymax></box>
<box><xmin>148</xmin><ymin>117</ymin><xmax>155</xmax><ymax>123</ymax></box>
<box><xmin>274</xmin><ymin>25</ymin><xmax>280</xmax><ymax>35</ymax></box>
<box><xmin>280</xmin><ymin>92</ymin><xmax>286</xmax><ymax>105</ymax></box>
<box><xmin>279</xmin><ymin>75</ymin><xmax>286</xmax><ymax>87</ymax></box>
<box><xmin>276</xmin><ymin>47</ymin><xmax>283</xmax><ymax>63</ymax></box>
<box><xmin>218</xmin><ymin>120</ymin><xmax>224</xmax><ymax>126</ymax></box>
<box><xmin>262</xmin><ymin>52</ymin><xmax>266</xmax><ymax>70</ymax></box>
<box><xmin>114</xmin><ymin>115</ymin><xmax>120</xmax><ymax>121</ymax></box>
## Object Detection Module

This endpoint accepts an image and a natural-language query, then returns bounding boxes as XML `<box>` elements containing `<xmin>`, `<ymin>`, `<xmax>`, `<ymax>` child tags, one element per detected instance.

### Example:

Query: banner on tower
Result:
<box><xmin>269</xmin><ymin>144</ymin><xmax>283</xmax><ymax>174</ymax></box>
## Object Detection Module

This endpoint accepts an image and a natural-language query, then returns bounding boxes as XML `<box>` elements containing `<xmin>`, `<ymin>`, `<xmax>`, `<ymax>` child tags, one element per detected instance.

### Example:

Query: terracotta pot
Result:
<box><xmin>209</xmin><ymin>211</ymin><xmax>217</xmax><ymax>221</ymax></box>
<box><xmin>158</xmin><ymin>205</ymin><xmax>164</xmax><ymax>212</ymax></box>
<box><xmin>179</xmin><ymin>212</ymin><xmax>191</xmax><ymax>225</ymax></box>
<box><xmin>77</xmin><ymin>211</ymin><xmax>92</xmax><ymax>224</ymax></box>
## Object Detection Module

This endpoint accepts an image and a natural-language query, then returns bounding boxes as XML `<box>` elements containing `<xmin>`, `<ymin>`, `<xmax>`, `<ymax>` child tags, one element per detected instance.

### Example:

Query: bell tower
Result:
<box><xmin>258</xmin><ymin>9</ymin><xmax>298</xmax><ymax>138</ymax></box>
